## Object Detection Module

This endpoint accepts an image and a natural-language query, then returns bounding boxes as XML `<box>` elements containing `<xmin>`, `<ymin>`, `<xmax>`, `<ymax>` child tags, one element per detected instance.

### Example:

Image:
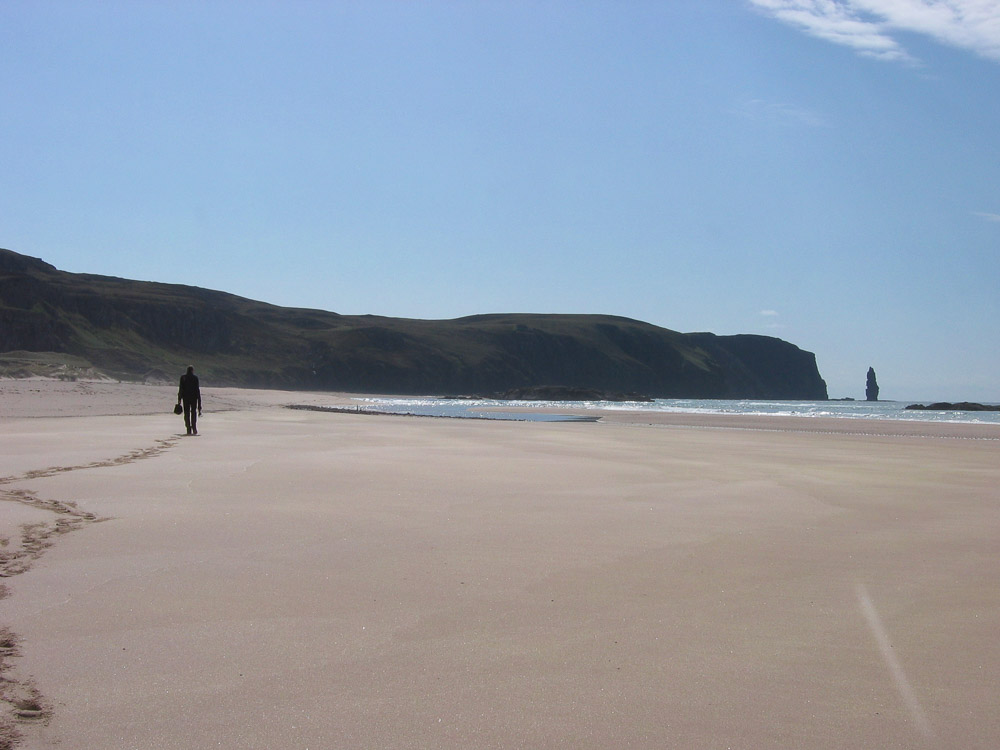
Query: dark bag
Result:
<box><xmin>174</xmin><ymin>403</ymin><xmax>183</xmax><ymax>415</ymax></box>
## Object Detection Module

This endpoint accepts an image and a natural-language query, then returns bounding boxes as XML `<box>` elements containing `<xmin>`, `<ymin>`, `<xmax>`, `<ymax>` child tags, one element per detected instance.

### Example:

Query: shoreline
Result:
<box><xmin>3</xmin><ymin>377</ymin><xmax>999</xmax><ymax>440</ymax></box>
<box><xmin>289</xmin><ymin>400</ymin><xmax>1000</xmax><ymax>440</ymax></box>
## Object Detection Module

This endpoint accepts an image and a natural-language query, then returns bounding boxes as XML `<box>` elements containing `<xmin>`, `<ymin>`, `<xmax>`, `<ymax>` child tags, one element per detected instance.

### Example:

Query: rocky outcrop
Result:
<box><xmin>866</xmin><ymin>367</ymin><xmax>879</xmax><ymax>401</ymax></box>
<box><xmin>905</xmin><ymin>402</ymin><xmax>1000</xmax><ymax>411</ymax></box>
<box><xmin>1</xmin><ymin>248</ymin><xmax>829</xmax><ymax>399</ymax></box>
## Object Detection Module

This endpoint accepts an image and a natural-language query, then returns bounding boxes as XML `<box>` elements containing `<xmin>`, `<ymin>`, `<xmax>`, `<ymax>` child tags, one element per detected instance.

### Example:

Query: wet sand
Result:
<box><xmin>1</xmin><ymin>381</ymin><xmax>999</xmax><ymax>748</ymax></box>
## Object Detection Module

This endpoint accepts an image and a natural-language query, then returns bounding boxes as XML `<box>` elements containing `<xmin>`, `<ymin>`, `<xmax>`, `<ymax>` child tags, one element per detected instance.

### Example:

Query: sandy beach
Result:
<box><xmin>2</xmin><ymin>381</ymin><xmax>999</xmax><ymax>749</ymax></box>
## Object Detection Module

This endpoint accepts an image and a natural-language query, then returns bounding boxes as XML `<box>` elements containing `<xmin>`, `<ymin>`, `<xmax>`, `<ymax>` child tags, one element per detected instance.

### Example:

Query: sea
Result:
<box><xmin>352</xmin><ymin>396</ymin><xmax>1000</xmax><ymax>425</ymax></box>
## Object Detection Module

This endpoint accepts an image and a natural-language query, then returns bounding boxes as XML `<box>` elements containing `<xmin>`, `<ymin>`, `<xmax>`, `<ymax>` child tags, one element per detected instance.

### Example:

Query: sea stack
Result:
<box><xmin>866</xmin><ymin>367</ymin><xmax>879</xmax><ymax>401</ymax></box>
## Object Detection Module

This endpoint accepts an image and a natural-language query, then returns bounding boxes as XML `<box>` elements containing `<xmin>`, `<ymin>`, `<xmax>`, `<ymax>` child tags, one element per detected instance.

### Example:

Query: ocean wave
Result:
<box><xmin>350</xmin><ymin>397</ymin><xmax>1000</xmax><ymax>424</ymax></box>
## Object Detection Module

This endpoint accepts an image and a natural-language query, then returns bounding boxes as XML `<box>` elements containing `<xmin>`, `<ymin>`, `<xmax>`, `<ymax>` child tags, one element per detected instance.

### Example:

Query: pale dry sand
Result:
<box><xmin>1</xmin><ymin>381</ymin><xmax>999</xmax><ymax>749</ymax></box>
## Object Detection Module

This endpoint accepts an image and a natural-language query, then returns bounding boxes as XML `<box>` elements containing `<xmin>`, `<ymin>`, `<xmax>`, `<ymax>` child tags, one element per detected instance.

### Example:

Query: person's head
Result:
<box><xmin>186</xmin><ymin>366</ymin><xmax>194</xmax><ymax>375</ymax></box>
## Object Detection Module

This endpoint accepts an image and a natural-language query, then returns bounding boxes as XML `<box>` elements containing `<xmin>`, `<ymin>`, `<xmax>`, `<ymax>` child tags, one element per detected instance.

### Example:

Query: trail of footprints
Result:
<box><xmin>0</xmin><ymin>436</ymin><xmax>179</xmax><ymax>744</ymax></box>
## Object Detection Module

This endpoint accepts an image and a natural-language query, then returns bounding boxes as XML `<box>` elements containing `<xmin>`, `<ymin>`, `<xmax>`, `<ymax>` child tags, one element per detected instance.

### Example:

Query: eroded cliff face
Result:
<box><xmin>0</xmin><ymin>248</ymin><xmax>828</xmax><ymax>399</ymax></box>
<box><xmin>687</xmin><ymin>333</ymin><xmax>829</xmax><ymax>400</ymax></box>
<box><xmin>1</xmin><ymin>249</ymin><xmax>276</xmax><ymax>374</ymax></box>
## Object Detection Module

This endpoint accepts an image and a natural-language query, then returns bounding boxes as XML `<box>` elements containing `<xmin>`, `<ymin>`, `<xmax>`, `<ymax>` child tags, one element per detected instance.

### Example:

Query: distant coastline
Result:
<box><xmin>2</xmin><ymin>247</ymin><xmax>828</xmax><ymax>400</ymax></box>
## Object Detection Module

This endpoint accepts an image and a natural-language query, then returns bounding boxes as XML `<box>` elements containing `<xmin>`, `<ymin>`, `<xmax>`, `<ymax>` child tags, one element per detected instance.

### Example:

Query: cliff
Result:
<box><xmin>0</xmin><ymin>248</ymin><xmax>828</xmax><ymax>399</ymax></box>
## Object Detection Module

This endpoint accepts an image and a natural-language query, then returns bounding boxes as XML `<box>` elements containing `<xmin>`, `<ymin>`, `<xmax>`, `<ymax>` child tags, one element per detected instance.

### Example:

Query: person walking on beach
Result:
<box><xmin>177</xmin><ymin>365</ymin><xmax>202</xmax><ymax>435</ymax></box>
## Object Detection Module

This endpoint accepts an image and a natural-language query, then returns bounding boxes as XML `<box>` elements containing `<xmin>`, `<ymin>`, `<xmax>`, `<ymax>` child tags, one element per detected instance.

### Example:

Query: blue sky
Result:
<box><xmin>2</xmin><ymin>1</ymin><xmax>998</xmax><ymax>400</ymax></box>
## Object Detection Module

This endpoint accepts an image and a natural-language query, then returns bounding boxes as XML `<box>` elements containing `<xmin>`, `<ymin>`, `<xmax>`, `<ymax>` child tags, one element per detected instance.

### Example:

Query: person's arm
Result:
<box><xmin>178</xmin><ymin>378</ymin><xmax>183</xmax><ymax>403</ymax></box>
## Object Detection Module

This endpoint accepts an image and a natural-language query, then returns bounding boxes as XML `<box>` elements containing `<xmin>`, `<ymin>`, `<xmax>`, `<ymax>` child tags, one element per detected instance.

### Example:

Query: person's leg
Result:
<box><xmin>183</xmin><ymin>400</ymin><xmax>193</xmax><ymax>434</ymax></box>
<box><xmin>190</xmin><ymin>402</ymin><xmax>198</xmax><ymax>434</ymax></box>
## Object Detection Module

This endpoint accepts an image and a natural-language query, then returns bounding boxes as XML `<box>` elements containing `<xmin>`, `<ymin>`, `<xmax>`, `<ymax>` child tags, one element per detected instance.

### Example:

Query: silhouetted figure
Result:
<box><xmin>178</xmin><ymin>366</ymin><xmax>202</xmax><ymax>435</ymax></box>
<box><xmin>865</xmin><ymin>367</ymin><xmax>879</xmax><ymax>402</ymax></box>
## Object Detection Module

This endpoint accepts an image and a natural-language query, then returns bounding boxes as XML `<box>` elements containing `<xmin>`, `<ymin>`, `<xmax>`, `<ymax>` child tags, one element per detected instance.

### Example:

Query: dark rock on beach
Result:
<box><xmin>905</xmin><ymin>402</ymin><xmax>1000</xmax><ymax>412</ymax></box>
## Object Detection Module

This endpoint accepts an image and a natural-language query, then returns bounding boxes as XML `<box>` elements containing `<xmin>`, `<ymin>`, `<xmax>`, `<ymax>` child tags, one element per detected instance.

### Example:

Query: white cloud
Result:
<box><xmin>760</xmin><ymin>309</ymin><xmax>781</xmax><ymax>316</ymax></box>
<box><xmin>732</xmin><ymin>98</ymin><xmax>831</xmax><ymax>127</ymax></box>
<box><xmin>973</xmin><ymin>211</ymin><xmax>1000</xmax><ymax>222</ymax></box>
<box><xmin>749</xmin><ymin>0</ymin><xmax>1000</xmax><ymax>64</ymax></box>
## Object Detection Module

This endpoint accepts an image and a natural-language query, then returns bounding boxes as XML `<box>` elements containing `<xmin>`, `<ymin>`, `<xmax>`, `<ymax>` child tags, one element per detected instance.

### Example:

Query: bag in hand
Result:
<box><xmin>174</xmin><ymin>403</ymin><xmax>183</xmax><ymax>415</ymax></box>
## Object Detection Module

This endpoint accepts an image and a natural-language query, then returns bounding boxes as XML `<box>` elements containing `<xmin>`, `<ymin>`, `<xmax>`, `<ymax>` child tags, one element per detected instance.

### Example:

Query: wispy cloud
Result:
<box><xmin>732</xmin><ymin>98</ymin><xmax>831</xmax><ymax>127</ymax></box>
<box><xmin>759</xmin><ymin>309</ymin><xmax>785</xmax><ymax>328</ymax></box>
<box><xmin>973</xmin><ymin>210</ymin><xmax>1000</xmax><ymax>222</ymax></box>
<box><xmin>749</xmin><ymin>1</ymin><xmax>1000</xmax><ymax>64</ymax></box>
